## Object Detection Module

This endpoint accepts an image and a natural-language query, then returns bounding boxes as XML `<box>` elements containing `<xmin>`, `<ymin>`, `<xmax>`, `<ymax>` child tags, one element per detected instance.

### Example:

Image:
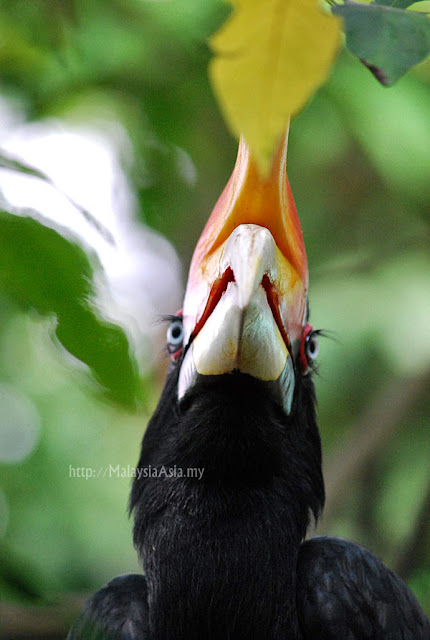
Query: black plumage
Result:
<box><xmin>68</xmin><ymin>363</ymin><xmax>429</xmax><ymax>639</ymax></box>
<box><xmin>69</xmin><ymin>574</ymin><xmax>148</xmax><ymax>639</ymax></box>
<box><xmin>297</xmin><ymin>537</ymin><xmax>429</xmax><ymax>639</ymax></box>
<box><xmin>130</xmin><ymin>371</ymin><xmax>322</xmax><ymax>639</ymax></box>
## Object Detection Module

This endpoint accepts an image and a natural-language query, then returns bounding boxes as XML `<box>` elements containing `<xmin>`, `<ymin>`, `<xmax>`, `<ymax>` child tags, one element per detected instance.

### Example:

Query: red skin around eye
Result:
<box><xmin>299</xmin><ymin>323</ymin><xmax>313</xmax><ymax>373</ymax></box>
<box><xmin>171</xmin><ymin>348</ymin><xmax>182</xmax><ymax>362</ymax></box>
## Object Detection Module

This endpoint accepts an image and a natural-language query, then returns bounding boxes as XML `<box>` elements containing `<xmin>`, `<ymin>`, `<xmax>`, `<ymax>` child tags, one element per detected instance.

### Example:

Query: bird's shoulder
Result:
<box><xmin>67</xmin><ymin>573</ymin><xmax>149</xmax><ymax>640</ymax></box>
<box><xmin>297</xmin><ymin>535</ymin><xmax>430</xmax><ymax>640</ymax></box>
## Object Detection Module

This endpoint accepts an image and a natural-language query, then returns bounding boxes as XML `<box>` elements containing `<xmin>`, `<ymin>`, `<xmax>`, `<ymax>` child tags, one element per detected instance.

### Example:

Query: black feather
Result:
<box><xmin>69</xmin><ymin>346</ymin><xmax>429</xmax><ymax>639</ymax></box>
<box><xmin>129</xmin><ymin>367</ymin><xmax>324</xmax><ymax>639</ymax></box>
<box><xmin>297</xmin><ymin>537</ymin><xmax>430</xmax><ymax>639</ymax></box>
<box><xmin>67</xmin><ymin>574</ymin><xmax>149</xmax><ymax>640</ymax></box>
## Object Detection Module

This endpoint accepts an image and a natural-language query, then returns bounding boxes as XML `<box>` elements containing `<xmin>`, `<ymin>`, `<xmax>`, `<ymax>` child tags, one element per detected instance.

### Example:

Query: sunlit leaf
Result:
<box><xmin>407</xmin><ymin>1</ymin><xmax>430</xmax><ymax>11</ymax></box>
<box><xmin>0</xmin><ymin>149</ymin><xmax>114</xmax><ymax>243</ymax></box>
<box><xmin>209</xmin><ymin>0</ymin><xmax>341</xmax><ymax>174</ymax></box>
<box><xmin>333</xmin><ymin>2</ymin><xmax>430</xmax><ymax>85</ymax></box>
<box><xmin>0</xmin><ymin>210</ymin><xmax>139</xmax><ymax>409</ymax></box>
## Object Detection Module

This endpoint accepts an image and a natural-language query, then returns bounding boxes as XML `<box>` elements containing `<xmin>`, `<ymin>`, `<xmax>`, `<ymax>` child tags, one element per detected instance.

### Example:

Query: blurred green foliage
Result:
<box><xmin>0</xmin><ymin>0</ymin><xmax>429</xmax><ymax>634</ymax></box>
<box><xmin>0</xmin><ymin>210</ymin><xmax>139</xmax><ymax>408</ymax></box>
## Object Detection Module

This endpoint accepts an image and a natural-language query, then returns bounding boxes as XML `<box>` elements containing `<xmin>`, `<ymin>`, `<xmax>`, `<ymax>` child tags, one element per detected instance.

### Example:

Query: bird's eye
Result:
<box><xmin>167</xmin><ymin>316</ymin><xmax>184</xmax><ymax>360</ymax></box>
<box><xmin>299</xmin><ymin>323</ymin><xmax>319</xmax><ymax>374</ymax></box>
<box><xmin>305</xmin><ymin>333</ymin><xmax>319</xmax><ymax>361</ymax></box>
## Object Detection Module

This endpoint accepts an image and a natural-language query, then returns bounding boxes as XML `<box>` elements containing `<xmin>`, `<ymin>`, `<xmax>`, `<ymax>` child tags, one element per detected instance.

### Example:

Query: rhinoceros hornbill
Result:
<box><xmin>68</xmin><ymin>133</ymin><xmax>430</xmax><ymax>640</ymax></box>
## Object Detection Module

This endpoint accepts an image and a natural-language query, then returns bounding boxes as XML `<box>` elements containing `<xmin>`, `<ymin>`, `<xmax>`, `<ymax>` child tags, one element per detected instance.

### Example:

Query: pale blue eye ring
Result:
<box><xmin>167</xmin><ymin>319</ymin><xmax>184</xmax><ymax>353</ymax></box>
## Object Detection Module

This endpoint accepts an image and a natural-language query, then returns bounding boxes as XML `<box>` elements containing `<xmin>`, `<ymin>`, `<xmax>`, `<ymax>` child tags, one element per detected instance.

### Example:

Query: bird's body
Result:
<box><xmin>68</xmin><ymin>135</ymin><xmax>429</xmax><ymax>640</ymax></box>
<box><xmin>69</xmin><ymin>373</ymin><xmax>429</xmax><ymax>640</ymax></box>
<box><xmin>130</xmin><ymin>372</ymin><xmax>322</xmax><ymax>639</ymax></box>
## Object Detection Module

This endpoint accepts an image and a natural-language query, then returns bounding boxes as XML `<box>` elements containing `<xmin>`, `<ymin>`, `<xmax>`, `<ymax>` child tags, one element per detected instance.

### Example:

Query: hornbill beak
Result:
<box><xmin>179</xmin><ymin>130</ymin><xmax>308</xmax><ymax>414</ymax></box>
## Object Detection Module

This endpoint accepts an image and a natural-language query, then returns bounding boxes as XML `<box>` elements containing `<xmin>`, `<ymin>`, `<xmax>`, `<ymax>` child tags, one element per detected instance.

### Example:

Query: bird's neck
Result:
<box><xmin>131</xmin><ymin>374</ymin><xmax>323</xmax><ymax>639</ymax></box>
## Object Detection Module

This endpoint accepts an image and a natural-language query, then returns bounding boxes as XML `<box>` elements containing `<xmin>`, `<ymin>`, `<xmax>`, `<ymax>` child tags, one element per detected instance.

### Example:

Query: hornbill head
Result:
<box><xmin>169</xmin><ymin>131</ymin><xmax>318</xmax><ymax>415</ymax></box>
<box><xmin>130</xmin><ymin>134</ymin><xmax>325</xmax><ymax>639</ymax></box>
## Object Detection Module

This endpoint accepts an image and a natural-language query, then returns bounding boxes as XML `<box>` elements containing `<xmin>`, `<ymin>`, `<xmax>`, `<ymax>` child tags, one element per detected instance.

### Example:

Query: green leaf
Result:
<box><xmin>373</xmin><ymin>0</ymin><xmax>418</xmax><ymax>8</ymax></box>
<box><xmin>0</xmin><ymin>210</ymin><xmax>139</xmax><ymax>409</ymax></box>
<box><xmin>333</xmin><ymin>2</ymin><xmax>430</xmax><ymax>85</ymax></box>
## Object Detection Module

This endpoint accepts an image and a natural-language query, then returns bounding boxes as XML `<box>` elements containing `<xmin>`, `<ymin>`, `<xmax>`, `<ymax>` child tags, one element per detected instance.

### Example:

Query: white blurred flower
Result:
<box><xmin>0</xmin><ymin>103</ymin><xmax>184</xmax><ymax>371</ymax></box>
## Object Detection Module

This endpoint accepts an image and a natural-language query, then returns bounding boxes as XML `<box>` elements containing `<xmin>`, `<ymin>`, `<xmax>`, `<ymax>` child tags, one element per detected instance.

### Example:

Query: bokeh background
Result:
<box><xmin>0</xmin><ymin>1</ymin><xmax>429</xmax><ymax>637</ymax></box>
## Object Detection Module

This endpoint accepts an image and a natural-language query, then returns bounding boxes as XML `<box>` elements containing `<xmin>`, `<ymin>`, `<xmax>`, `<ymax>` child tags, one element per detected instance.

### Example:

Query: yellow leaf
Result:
<box><xmin>209</xmin><ymin>0</ymin><xmax>341</xmax><ymax>175</ymax></box>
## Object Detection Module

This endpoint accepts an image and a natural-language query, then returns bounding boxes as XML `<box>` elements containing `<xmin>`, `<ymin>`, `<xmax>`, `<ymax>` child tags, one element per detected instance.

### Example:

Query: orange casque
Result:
<box><xmin>182</xmin><ymin>130</ymin><xmax>308</xmax><ymax>361</ymax></box>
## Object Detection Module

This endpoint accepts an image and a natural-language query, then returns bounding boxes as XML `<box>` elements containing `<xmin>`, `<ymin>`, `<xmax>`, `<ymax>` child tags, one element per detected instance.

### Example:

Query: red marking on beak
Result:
<box><xmin>192</xmin><ymin>267</ymin><xmax>235</xmax><ymax>339</ymax></box>
<box><xmin>261</xmin><ymin>274</ymin><xmax>291</xmax><ymax>351</ymax></box>
<box><xmin>182</xmin><ymin>129</ymin><xmax>308</xmax><ymax>353</ymax></box>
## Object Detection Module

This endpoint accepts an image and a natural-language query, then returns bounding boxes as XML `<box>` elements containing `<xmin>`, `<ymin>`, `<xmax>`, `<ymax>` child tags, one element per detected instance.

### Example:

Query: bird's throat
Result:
<box><xmin>131</xmin><ymin>373</ymin><xmax>323</xmax><ymax>639</ymax></box>
<box><xmin>142</xmin><ymin>486</ymin><xmax>303</xmax><ymax>639</ymax></box>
